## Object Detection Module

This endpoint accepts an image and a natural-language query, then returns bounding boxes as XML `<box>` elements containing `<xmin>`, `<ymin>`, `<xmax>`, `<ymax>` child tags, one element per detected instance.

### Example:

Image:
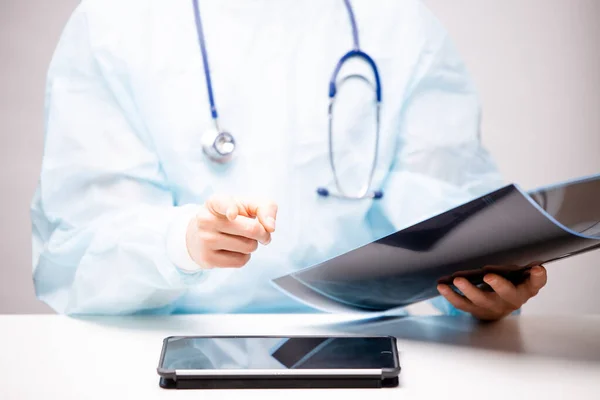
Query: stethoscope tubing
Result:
<box><xmin>191</xmin><ymin>0</ymin><xmax>384</xmax><ymax>199</ymax></box>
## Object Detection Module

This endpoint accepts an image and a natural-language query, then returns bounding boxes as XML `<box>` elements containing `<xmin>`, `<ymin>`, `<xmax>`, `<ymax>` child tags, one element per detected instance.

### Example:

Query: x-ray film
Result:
<box><xmin>272</xmin><ymin>174</ymin><xmax>600</xmax><ymax>312</ymax></box>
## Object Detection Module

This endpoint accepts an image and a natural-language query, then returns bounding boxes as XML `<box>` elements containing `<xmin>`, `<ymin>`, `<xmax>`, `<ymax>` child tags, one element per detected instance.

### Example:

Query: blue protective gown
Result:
<box><xmin>31</xmin><ymin>0</ymin><xmax>504</xmax><ymax>315</ymax></box>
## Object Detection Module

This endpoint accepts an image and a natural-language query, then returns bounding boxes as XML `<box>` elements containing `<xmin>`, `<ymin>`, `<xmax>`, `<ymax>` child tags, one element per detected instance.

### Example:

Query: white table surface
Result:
<box><xmin>1</xmin><ymin>314</ymin><xmax>599</xmax><ymax>399</ymax></box>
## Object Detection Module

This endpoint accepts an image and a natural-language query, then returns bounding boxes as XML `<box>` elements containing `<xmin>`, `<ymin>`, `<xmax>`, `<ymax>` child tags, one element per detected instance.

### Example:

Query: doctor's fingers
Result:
<box><xmin>436</xmin><ymin>284</ymin><xmax>479</xmax><ymax>315</ymax></box>
<box><xmin>203</xmin><ymin>232</ymin><xmax>259</xmax><ymax>254</ymax></box>
<box><xmin>484</xmin><ymin>266</ymin><xmax>546</xmax><ymax>308</ymax></box>
<box><xmin>524</xmin><ymin>266</ymin><xmax>547</xmax><ymax>296</ymax></box>
<box><xmin>205</xmin><ymin>196</ymin><xmax>278</xmax><ymax>233</ymax></box>
<box><xmin>205</xmin><ymin>195</ymin><xmax>244</xmax><ymax>221</ymax></box>
<box><xmin>483</xmin><ymin>274</ymin><xmax>524</xmax><ymax>309</ymax></box>
<box><xmin>438</xmin><ymin>285</ymin><xmax>507</xmax><ymax>321</ymax></box>
<box><xmin>241</xmin><ymin>200</ymin><xmax>278</xmax><ymax>233</ymax></box>
<box><xmin>453</xmin><ymin>278</ymin><xmax>513</xmax><ymax>315</ymax></box>
<box><xmin>511</xmin><ymin>266</ymin><xmax>547</xmax><ymax>303</ymax></box>
<box><xmin>209</xmin><ymin>215</ymin><xmax>272</xmax><ymax>245</ymax></box>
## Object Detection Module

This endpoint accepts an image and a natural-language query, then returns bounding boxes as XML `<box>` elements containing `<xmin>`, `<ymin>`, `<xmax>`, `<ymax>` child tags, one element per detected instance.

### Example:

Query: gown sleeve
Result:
<box><xmin>31</xmin><ymin>3</ymin><xmax>205</xmax><ymax>315</ymax></box>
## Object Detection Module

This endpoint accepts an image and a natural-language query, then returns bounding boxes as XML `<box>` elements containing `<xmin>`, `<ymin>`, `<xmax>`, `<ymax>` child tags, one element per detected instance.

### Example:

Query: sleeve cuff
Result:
<box><xmin>429</xmin><ymin>296</ymin><xmax>474</xmax><ymax>317</ymax></box>
<box><xmin>166</xmin><ymin>204</ymin><xmax>204</xmax><ymax>274</ymax></box>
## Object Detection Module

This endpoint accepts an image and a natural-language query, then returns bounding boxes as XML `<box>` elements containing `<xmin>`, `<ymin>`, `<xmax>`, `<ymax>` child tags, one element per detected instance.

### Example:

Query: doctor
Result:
<box><xmin>32</xmin><ymin>0</ymin><xmax>547</xmax><ymax>319</ymax></box>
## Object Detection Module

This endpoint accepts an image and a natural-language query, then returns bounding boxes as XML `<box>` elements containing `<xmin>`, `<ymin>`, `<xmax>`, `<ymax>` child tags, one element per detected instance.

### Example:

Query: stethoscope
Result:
<box><xmin>192</xmin><ymin>0</ymin><xmax>383</xmax><ymax>200</ymax></box>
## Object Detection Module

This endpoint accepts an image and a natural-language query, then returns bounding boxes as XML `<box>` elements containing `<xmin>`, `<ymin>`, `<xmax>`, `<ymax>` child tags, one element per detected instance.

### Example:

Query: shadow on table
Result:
<box><xmin>325</xmin><ymin>315</ymin><xmax>600</xmax><ymax>363</ymax></box>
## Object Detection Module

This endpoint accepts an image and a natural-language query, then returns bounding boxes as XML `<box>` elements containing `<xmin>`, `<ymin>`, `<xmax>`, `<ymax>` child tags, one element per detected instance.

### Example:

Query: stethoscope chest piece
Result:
<box><xmin>201</xmin><ymin>128</ymin><xmax>236</xmax><ymax>163</ymax></box>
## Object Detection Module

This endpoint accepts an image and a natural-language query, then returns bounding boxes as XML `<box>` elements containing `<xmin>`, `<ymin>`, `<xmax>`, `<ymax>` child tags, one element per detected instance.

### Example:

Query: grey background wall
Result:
<box><xmin>0</xmin><ymin>0</ymin><xmax>598</xmax><ymax>314</ymax></box>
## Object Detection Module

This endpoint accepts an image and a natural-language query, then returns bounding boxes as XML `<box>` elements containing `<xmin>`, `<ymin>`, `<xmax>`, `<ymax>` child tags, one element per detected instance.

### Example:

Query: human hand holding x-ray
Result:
<box><xmin>186</xmin><ymin>195</ymin><xmax>278</xmax><ymax>269</ymax></box>
<box><xmin>437</xmin><ymin>266</ymin><xmax>548</xmax><ymax>321</ymax></box>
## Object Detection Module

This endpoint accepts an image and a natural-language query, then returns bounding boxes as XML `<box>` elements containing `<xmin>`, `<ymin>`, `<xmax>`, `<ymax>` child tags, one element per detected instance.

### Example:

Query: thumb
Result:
<box><xmin>205</xmin><ymin>195</ymin><xmax>240</xmax><ymax>221</ymax></box>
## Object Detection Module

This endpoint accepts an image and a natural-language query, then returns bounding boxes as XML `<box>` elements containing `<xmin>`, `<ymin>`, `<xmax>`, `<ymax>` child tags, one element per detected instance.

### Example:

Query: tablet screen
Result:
<box><xmin>160</xmin><ymin>336</ymin><xmax>397</xmax><ymax>370</ymax></box>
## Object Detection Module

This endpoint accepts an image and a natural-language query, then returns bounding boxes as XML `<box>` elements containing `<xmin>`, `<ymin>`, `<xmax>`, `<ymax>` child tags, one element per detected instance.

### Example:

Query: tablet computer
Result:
<box><xmin>157</xmin><ymin>335</ymin><xmax>400</xmax><ymax>389</ymax></box>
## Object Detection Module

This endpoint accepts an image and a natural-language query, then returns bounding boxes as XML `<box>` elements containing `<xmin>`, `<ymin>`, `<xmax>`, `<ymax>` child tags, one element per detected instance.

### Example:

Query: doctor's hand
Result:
<box><xmin>186</xmin><ymin>195</ymin><xmax>278</xmax><ymax>269</ymax></box>
<box><xmin>437</xmin><ymin>266</ymin><xmax>547</xmax><ymax>321</ymax></box>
